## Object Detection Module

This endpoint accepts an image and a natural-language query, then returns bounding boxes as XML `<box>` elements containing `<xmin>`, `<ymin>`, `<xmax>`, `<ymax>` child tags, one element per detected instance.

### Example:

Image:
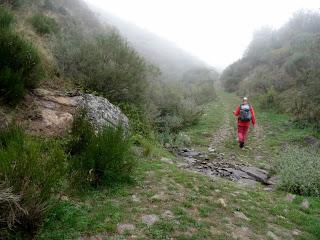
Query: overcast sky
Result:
<box><xmin>85</xmin><ymin>0</ymin><xmax>319</xmax><ymax>69</ymax></box>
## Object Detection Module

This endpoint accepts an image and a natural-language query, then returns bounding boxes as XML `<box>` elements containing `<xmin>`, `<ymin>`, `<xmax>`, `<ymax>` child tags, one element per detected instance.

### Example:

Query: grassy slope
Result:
<box><xmin>37</xmin><ymin>92</ymin><xmax>320</xmax><ymax>240</ymax></box>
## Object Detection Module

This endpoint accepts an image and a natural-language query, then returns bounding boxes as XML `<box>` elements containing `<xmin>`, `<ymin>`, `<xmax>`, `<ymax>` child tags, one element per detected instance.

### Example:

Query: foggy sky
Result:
<box><xmin>85</xmin><ymin>0</ymin><xmax>319</xmax><ymax>69</ymax></box>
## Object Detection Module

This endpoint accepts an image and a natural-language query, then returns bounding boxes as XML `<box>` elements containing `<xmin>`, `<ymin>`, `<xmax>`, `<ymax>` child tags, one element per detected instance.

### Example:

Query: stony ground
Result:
<box><xmin>37</xmin><ymin>91</ymin><xmax>320</xmax><ymax>240</ymax></box>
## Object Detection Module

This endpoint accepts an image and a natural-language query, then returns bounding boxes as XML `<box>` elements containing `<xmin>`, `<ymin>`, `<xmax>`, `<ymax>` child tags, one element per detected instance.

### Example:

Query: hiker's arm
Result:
<box><xmin>233</xmin><ymin>106</ymin><xmax>240</xmax><ymax>116</ymax></box>
<box><xmin>251</xmin><ymin>106</ymin><xmax>256</xmax><ymax>126</ymax></box>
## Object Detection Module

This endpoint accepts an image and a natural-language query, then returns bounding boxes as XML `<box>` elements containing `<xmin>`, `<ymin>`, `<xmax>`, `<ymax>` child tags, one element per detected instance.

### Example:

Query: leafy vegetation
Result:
<box><xmin>221</xmin><ymin>10</ymin><xmax>320</xmax><ymax>129</ymax></box>
<box><xmin>55</xmin><ymin>31</ymin><xmax>153</xmax><ymax>106</ymax></box>
<box><xmin>30</xmin><ymin>14</ymin><xmax>59</xmax><ymax>35</ymax></box>
<box><xmin>0</xmin><ymin>7</ymin><xmax>43</xmax><ymax>104</ymax></box>
<box><xmin>68</xmin><ymin>112</ymin><xmax>135</xmax><ymax>188</ymax></box>
<box><xmin>0</xmin><ymin>126</ymin><xmax>66</xmax><ymax>237</ymax></box>
<box><xmin>275</xmin><ymin>145</ymin><xmax>320</xmax><ymax>196</ymax></box>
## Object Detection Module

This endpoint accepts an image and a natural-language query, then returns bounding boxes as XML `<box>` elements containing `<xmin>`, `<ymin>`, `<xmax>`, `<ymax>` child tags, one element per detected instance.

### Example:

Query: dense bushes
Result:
<box><xmin>30</xmin><ymin>14</ymin><xmax>59</xmax><ymax>35</ymax></box>
<box><xmin>274</xmin><ymin>145</ymin><xmax>320</xmax><ymax>196</ymax></box>
<box><xmin>221</xmin><ymin>10</ymin><xmax>320</xmax><ymax>129</ymax></box>
<box><xmin>68</xmin><ymin>112</ymin><xmax>135</xmax><ymax>188</ymax></box>
<box><xmin>0</xmin><ymin>7</ymin><xmax>43</xmax><ymax>104</ymax></box>
<box><xmin>55</xmin><ymin>31</ymin><xmax>152</xmax><ymax>106</ymax></box>
<box><xmin>0</xmin><ymin>126</ymin><xmax>66</xmax><ymax>235</ymax></box>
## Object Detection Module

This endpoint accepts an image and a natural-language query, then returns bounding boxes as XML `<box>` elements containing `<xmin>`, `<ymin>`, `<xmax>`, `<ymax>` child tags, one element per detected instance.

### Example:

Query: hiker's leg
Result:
<box><xmin>238</xmin><ymin>126</ymin><xmax>245</xmax><ymax>142</ymax></box>
<box><xmin>242</xmin><ymin>126</ymin><xmax>250</xmax><ymax>142</ymax></box>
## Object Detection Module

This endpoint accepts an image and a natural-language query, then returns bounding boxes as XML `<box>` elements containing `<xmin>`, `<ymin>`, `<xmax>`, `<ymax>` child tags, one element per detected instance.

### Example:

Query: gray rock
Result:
<box><xmin>162</xmin><ymin>210</ymin><xmax>174</xmax><ymax>219</ymax></box>
<box><xmin>141</xmin><ymin>214</ymin><xmax>159</xmax><ymax>226</ymax></box>
<box><xmin>285</xmin><ymin>193</ymin><xmax>296</xmax><ymax>202</ymax></box>
<box><xmin>240</xmin><ymin>166</ymin><xmax>268</xmax><ymax>184</ymax></box>
<box><xmin>301</xmin><ymin>199</ymin><xmax>310</xmax><ymax>210</ymax></box>
<box><xmin>80</xmin><ymin>94</ymin><xmax>129</xmax><ymax>129</ymax></box>
<box><xmin>267</xmin><ymin>231</ymin><xmax>279</xmax><ymax>240</ymax></box>
<box><xmin>160</xmin><ymin>157</ymin><xmax>173</xmax><ymax>164</ymax></box>
<box><xmin>117</xmin><ymin>223</ymin><xmax>135</xmax><ymax>234</ymax></box>
<box><xmin>217</xmin><ymin>198</ymin><xmax>227</xmax><ymax>208</ymax></box>
<box><xmin>267</xmin><ymin>175</ymin><xmax>279</xmax><ymax>185</ymax></box>
<box><xmin>234</xmin><ymin>211</ymin><xmax>250</xmax><ymax>221</ymax></box>
<box><xmin>132</xmin><ymin>195</ymin><xmax>140</xmax><ymax>202</ymax></box>
<box><xmin>238</xmin><ymin>178</ymin><xmax>258</xmax><ymax>187</ymax></box>
<box><xmin>292</xmin><ymin>229</ymin><xmax>301</xmax><ymax>236</ymax></box>
<box><xmin>31</xmin><ymin>89</ymin><xmax>129</xmax><ymax>136</ymax></box>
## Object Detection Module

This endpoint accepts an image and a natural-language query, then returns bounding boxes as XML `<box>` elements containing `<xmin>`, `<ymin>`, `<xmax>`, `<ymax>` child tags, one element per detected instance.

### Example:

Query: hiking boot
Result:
<box><xmin>239</xmin><ymin>141</ymin><xmax>244</xmax><ymax>148</ymax></box>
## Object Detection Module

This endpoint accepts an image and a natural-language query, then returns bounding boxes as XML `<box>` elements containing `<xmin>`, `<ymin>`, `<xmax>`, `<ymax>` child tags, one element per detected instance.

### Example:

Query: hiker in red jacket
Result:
<box><xmin>233</xmin><ymin>97</ymin><xmax>256</xmax><ymax>148</ymax></box>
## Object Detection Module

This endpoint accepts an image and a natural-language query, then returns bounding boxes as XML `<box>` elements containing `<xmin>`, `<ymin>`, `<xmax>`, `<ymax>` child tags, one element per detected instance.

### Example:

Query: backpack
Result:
<box><xmin>239</xmin><ymin>104</ymin><xmax>252</xmax><ymax>122</ymax></box>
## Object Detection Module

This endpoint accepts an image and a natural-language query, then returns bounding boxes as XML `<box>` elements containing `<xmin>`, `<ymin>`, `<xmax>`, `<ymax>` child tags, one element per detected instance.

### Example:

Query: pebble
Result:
<box><xmin>301</xmin><ymin>199</ymin><xmax>310</xmax><ymax>210</ymax></box>
<box><xmin>217</xmin><ymin>198</ymin><xmax>227</xmax><ymax>208</ymax></box>
<box><xmin>234</xmin><ymin>211</ymin><xmax>250</xmax><ymax>221</ymax></box>
<box><xmin>141</xmin><ymin>214</ymin><xmax>159</xmax><ymax>226</ymax></box>
<box><xmin>117</xmin><ymin>223</ymin><xmax>135</xmax><ymax>234</ymax></box>
<box><xmin>285</xmin><ymin>193</ymin><xmax>296</xmax><ymax>202</ymax></box>
<box><xmin>267</xmin><ymin>231</ymin><xmax>279</xmax><ymax>240</ymax></box>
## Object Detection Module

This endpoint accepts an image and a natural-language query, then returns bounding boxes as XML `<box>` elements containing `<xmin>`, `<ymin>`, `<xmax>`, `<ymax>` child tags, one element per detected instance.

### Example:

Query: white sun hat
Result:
<box><xmin>243</xmin><ymin>97</ymin><xmax>248</xmax><ymax>101</ymax></box>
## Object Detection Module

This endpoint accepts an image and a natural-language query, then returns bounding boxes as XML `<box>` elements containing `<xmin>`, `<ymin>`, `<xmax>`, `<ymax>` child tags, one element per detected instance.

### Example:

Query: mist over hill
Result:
<box><xmin>221</xmin><ymin>10</ymin><xmax>320</xmax><ymax>127</ymax></box>
<box><xmin>91</xmin><ymin>9</ymin><xmax>212</xmax><ymax>81</ymax></box>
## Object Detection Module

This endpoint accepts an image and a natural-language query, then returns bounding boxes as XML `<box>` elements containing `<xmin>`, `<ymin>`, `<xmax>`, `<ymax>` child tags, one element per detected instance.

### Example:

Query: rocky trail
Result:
<box><xmin>37</xmin><ymin>91</ymin><xmax>319</xmax><ymax>240</ymax></box>
<box><xmin>170</xmin><ymin>92</ymin><xmax>275</xmax><ymax>188</ymax></box>
<box><xmin>175</xmin><ymin>147</ymin><xmax>272</xmax><ymax>186</ymax></box>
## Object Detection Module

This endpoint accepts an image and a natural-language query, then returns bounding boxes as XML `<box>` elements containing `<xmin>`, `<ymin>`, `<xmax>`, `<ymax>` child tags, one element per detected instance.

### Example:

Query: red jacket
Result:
<box><xmin>233</xmin><ymin>104</ymin><xmax>256</xmax><ymax>127</ymax></box>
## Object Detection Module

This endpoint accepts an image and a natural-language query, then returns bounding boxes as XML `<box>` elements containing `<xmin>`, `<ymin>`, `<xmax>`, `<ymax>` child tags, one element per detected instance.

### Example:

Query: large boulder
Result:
<box><xmin>28</xmin><ymin>89</ymin><xmax>129</xmax><ymax>136</ymax></box>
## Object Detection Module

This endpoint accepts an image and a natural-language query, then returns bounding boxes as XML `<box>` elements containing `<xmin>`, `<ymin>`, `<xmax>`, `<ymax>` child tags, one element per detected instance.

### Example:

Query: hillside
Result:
<box><xmin>1</xmin><ymin>1</ymin><xmax>319</xmax><ymax>240</ymax></box>
<box><xmin>92</xmin><ymin>8</ymin><xmax>211</xmax><ymax>81</ymax></box>
<box><xmin>221</xmin><ymin>10</ymin><xmax>320</xmax><ymax>128</ymax></box>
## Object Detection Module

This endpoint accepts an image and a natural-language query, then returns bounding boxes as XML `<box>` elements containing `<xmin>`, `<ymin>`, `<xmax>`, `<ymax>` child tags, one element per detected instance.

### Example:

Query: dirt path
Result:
<box><xmin>176</xmin><ymin>92</ymin><xmax>273</xmax><ymax>186</ymax></box>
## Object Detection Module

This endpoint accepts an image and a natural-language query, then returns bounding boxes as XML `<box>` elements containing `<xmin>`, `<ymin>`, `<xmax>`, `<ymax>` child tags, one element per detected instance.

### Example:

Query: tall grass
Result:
<box><xmin>274</xmin><ymin>145</ymin><xmax>320</xmax><ymax>196</ymax></box>
<box><xmin>0</xmin><ymin>9</ymin><xmax>43</xmax><ymax>104</ymax></box>
<box><xmin>30</xmin><ymin>14</ymin><xmax>59</xmax><ymax>35</ymax></box>
<box><xmin>0</xmin><ymin>6</ymin><xmax>13</xmax><ymax>29</ymax></box>
<box><xmin>0</xmin><ymin>126</ymin><xmax>66</xmax><ymax>235</ymax></box>
<box><xmin>68</xmin><ymin>112</ymin><xmax>135</xmax><ymax>188</ymax></box>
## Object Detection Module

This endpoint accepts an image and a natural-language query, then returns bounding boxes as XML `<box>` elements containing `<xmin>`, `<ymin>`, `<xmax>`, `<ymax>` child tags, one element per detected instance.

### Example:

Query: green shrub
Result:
<box><xmin>67</xmin><ymin>109</ymin><xmax>95</xmax><ymax>156</ymax></box>
<box><xmin>54</xmin><ymin>31</ymin><xmax>151</xmax><ymax>105</ymax></box>
<box><xmin>178</xmin><ymin>98</ymin><xmax>202</xmax><ymax>127</ymax></box>
<box><xmin>132</xmin><ymin>134</ymin><xmax>155</xmax><ymax>157</ymax></box>
<box><xmin>0</xmin><ymin>126</ymin><xmax>66</xmax><ymax>235</ymax></box>
<box><xmin>0</xmin><ymin>29</ymin><xmax>43</xmax><ymax>104</ymax></box>
<box><xmin>274</xmin><ymin>145</ymin><xmax>320</xmax><ymax>196</ymax></box>
<box><xmin>119</xmin><ymin>102</ymin><xmax>153</xmax><ymax>137</ymax></box>
<box><xmin>0</xmin><ymin>6</ymin><xmax>13</xmax><ymax>29</ymax></box>
<box><xmin>30</xmin><ymin>14</ymin><xmax>59</xmax><ymax>35</ymax></box>
<box><xmin>256</xmin><ymin>86</ymin><xmax>278</xmax><ymax>109</ymax></box>
<box><xmin>69</xmin><ymin>114</ymin><xmax>135</xmax><ymax>188</ymax></box>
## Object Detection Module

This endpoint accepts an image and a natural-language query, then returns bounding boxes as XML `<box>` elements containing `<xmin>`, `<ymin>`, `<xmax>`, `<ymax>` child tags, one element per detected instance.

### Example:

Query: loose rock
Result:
<box><xmin>285</xmin><ymin>193</ymin><xmax>296</xmax><ymax>202</ymax></box>
<box><xmin>267</xmin><ymin>231</ymin><xmax>279</xmax><ymax>240</ymax></box>
<box><xmin>217</xmin><ymin>198</ymin><xmax>227</xmax><ymax>208</ymax></box>
<box><xmin>301</xmin><ymin>199</ymin><xmax>310</xmax><ymax>210</ymax></box>
<box><xmin>292</xmin><ymin>229</ymin><xmax>301</xmax><ymax>236</ymax></box>
<box><xmin>160</xmin><ymin>157</ymin><xmax>173</xmax><ymax>164</ymax></box>
<box><xmin>162</xmin><ymin>210</ymin><xmax>174</xmax><ymax>219</ymax></box>
<box><xmin>117</xmin><ymin>223</ymin><xmax>135</xmax><ymax>234</ymax></box>
<box><xmin>141</xmin><ymin>214</ymin><xmax>159</xmax><ymax>226</ymax></box>
<box><xmin>234</xmin><ymin>211</ymin><xmax>250</xmax><ymax>221</ymax></box>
